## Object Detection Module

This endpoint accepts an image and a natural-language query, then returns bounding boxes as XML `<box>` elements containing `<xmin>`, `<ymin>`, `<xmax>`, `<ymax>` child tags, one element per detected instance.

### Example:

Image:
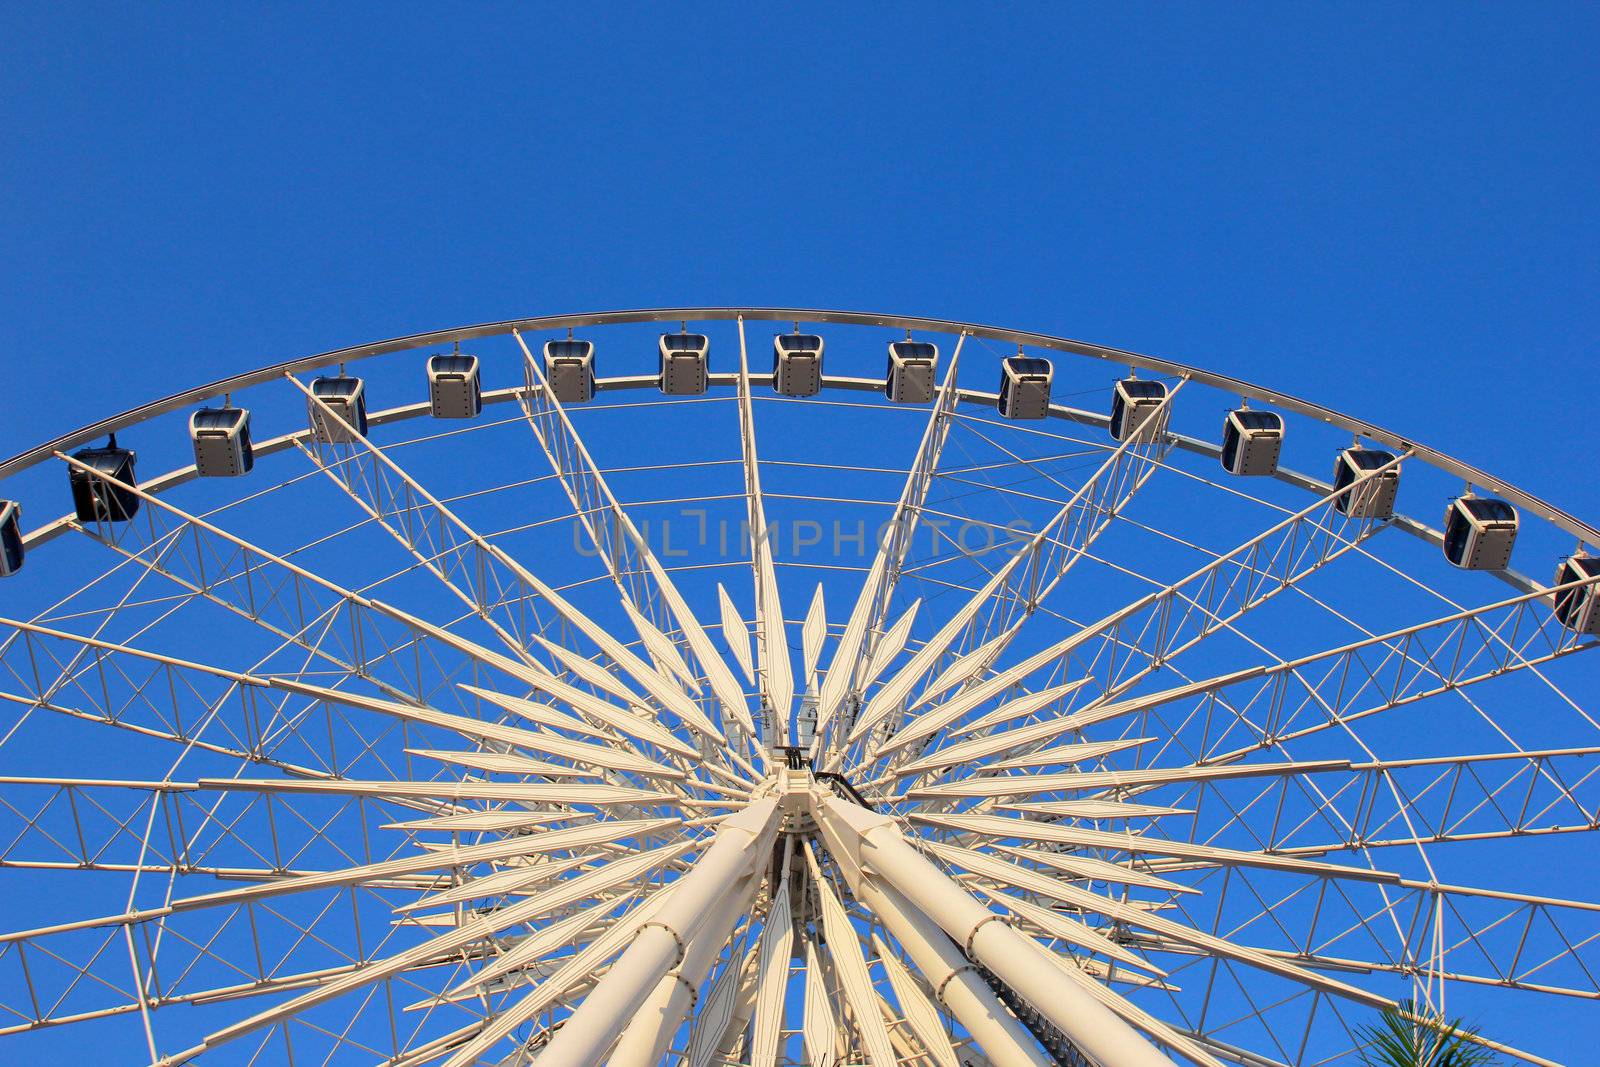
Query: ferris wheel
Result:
<box><xmin>0</xmin><ymin>308</ymin><xmax>1594</xmax><ymax>1067</ymax></box>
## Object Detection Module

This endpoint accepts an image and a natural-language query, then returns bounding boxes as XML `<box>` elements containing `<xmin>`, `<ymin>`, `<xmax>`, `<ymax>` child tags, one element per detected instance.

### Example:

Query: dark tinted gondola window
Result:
<box><xmin>430</xmin><ymin>355</ymin><xmax>477</xmax><ymax>375</ymax></box>
<box><xmin>663</xmin><ymin>334</ymin><xmax>707</xmax><ymax>353</ymax></box>
<box><xmin>1444</xmin><ymin>511</ymin><xmax>1470</xmax><ymax>562</ymax></box>
<box><xmin>1463</xmin><ymin>498</ymin><xmax>1516</xmax><ymax>523</ymax></box>
<box><xmin>1348</xmin><ymin>449</ymin><xmax>1394</xmax><ymax>471</ymax></box>
<box><xmin>1233</xmin><ymin>411</ymin><xmax>1282</xmax><ymax>431</ymax></box>
<box><xmin>192</xmin><ymin>408</ymin><xmax>246</xmax><ymax>432</ymax></box>
<box><xmin>1121</xmin><ymin>380</ymin><xmax>1166</xmax><ymax>399</ymax></box>
<box><xmin>547</xmin><ymin>340</ymin><xmax>593</xmax><ymax>360</ymax></box>
<box><xmin>313</xmin><ymin>377</ymin><xmax>361</xmax><ymax>399</ymax></box>
<box><xmin>777</xmin><ymin>334</ymin><xmax>822</xmax><ymax>353</ymax></box>
<box><xmin>892</xmin><ymin>342</ymin><xmax>937</xmax><ymax>362</ymax></box>
<box><xmin>1221</xmin><ymin>424</ymin><xmax>1241</xmax><ymax>469</ymax></box>
<box><xmin>1006</xmin><ymin>357</ymin><xmax>1052</xmax><ymax>377</ymax></box>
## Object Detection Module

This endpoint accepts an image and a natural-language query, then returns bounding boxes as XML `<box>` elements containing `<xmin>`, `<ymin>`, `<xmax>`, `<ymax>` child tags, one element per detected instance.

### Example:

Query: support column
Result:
<box><xmin>537</xmin><ymin>797</ymin><xmax>780</xmax><ymax>1067</ymax></box>
<box><xmin>606</xmin><ymin>869</ymin><xmax>761</xmax><ymax>1067</ymax></box>
<box><xmin>813</xmin><ymin>793</ymin><xmax>1176</xmax><ymax>1067</ymax></box>
<box><xmin>854</xmin><ymin>877</ymin><xmax>1052</xmax><ymax>1067</ymax></box>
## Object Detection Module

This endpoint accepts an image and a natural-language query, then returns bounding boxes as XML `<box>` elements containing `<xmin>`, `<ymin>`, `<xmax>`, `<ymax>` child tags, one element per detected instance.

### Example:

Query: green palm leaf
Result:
<box><xmin>1357</xmin><ymin>1000</ymin><xmax>1497</xmax><ymax>1067</ymax></box>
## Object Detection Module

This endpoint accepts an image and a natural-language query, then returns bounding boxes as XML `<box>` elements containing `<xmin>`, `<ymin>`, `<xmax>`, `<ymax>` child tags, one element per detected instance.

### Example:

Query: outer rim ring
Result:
<box><xmin>3</xmin><ymin>306</ymin><xmax>1594</xmax><ymax>547</ymax></box>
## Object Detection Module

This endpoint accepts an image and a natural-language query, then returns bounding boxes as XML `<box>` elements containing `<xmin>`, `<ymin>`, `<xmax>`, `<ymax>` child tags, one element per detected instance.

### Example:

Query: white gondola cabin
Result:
<box><xmin>1553</xmin><ymin>556</ymin><xmax>1600</xmax><ymax>635</ymax></box>
<box><xmin>69</xmin><ymin>440</ymin><xmax>140</xmax><ymax>523</ymax></box>
<box><xmin>998</xmin><ymin>356</ymin><xmax>1052</xmax><ymax>419</ymax></box>
<box><xmin>773</xmin><ymin>334</ymin><xmax>823</xmax><ymax>397</ymax></box>
<box><xmin>1220</xmin><ymin>409</ymin><xmax>1283</xmax><ymax>476</ymax></box>
<box><xmin>885</xmin><ymin>341</ymin><xmax>938</xmax><ymax>404</ymax></box>
<box><xmin>190</xmin><ymin>407</ymin><xmax>254</xmax><ymax>477</ymax></box>
<box><xmin>308</xmin><ymin>376</ymin><xmax>368</xmax><ymax>442</ymax></box>
<box><xmin>1109</xmin><ymin>378</ymin><xmax>1168</xmax><ymax>442</ymax></box>
<box><xmin>544</xmin><ymin>339</ymin><xmax>595</xmax><ymax>404</ymax></box>
<box><xmin>1443</xmin><ymin>496</ymin><xmax>1518</xmax><ymax>570</ymax></box>
<box><xmin>0</xmin><ymin>501</ymin><xmax>22</xmax><ymax>577</ymax></box>
<box><xmin>658</xmin><ymin>334</ymin><xmax>709</xmax><ymax>396</ymax></box>
<box><xmin>427</xmin><ymin>354</ymin><xmax>481</xmax><ymax>419</ymax></box>
<box><xmin>1332</xmin><ymin>448</ymin><xmax>1400</xmax><ymax>519</ymax></box>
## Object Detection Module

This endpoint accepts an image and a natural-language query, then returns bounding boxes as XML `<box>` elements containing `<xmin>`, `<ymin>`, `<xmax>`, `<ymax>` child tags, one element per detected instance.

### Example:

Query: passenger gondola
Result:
<box><xmin>0</xmin><ymin>501</ymin><xmax>22</xmax><ymax>577</ymax></box>
<box><xmin>1332</xmin><ymin>447</ymin><xmax>1400</xmax><ymax>519</ymax></box>
<box><xmin>1553</xmin><ymin>555</ymin><xmax>1600</xmax><ymax>635</ymax></box>
<box><xmin>308</xmin><ymin>376</ymin><xmax>368</xmax><ymax>442</ymax></box>
<box><xmin>190</xmin><ymin>407</ymin><xmax>254</xmax><ymax>476</ymax></box>
<box><xmin>427</xmin><ymin>353</ymin><xmax>482</xmax><ymax>418</ymax></box>
<box><xmin>998</xmin><ymin>356</ymin><xmax>1052</xmax><ymax>419</ymax></box>
<box><xmin>1109</xmin><ymin>377</ymin><xmax>1168</xmax><ymax>442</ymax></box>
<box><xmin>1220</xmin><ymin>408</ymin><xmax>1283</xmax><ymax>476</ymax></box>
<box><xmin>658</xmin><ymin>333</ymin><xmax>709</xmax><ymax>396</ymax></box>
<box><xmin>885</xmin><ymin>340</ymin><xmax>938</xmax><ymax>404</ymax></box>
<box><xmin>544</xmin><ymin>339</ymin><xmax>596</xmax><ymax>403</ymax></box>
<box><xmin>1443</xmin><ymin>495</ymin><xmax>1518</xmax><ymax>570</ymax></box>
<box><xmin>69</xmin><ymin>437</ymin><xmax>140</xmax><ymax>523</ymax></box>
<box><xmin>773</xmin><ymin>333</ymin><xmax>824</xmax><ymax>397</ymax></box>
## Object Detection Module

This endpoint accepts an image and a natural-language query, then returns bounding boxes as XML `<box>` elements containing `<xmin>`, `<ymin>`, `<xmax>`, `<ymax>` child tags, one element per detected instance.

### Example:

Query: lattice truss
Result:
<box><xmin>0</xmin><ymin>313</ymin><xmax>1594</xmax><ymax>1067</ymax></box>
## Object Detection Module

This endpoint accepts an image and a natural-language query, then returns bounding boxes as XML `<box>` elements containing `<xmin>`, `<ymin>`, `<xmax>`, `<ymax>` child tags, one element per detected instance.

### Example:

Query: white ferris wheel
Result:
<box><xmin>0</xmin><ymin>309</ymin><xmax>1594</xmax><ymax>1067</ymax></box>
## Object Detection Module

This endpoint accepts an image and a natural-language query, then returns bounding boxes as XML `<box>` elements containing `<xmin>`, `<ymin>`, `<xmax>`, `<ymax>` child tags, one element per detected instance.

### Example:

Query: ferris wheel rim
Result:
<box><xmin>2</xmin><ymin>306</ymin><xmax>1593</xmax><ymax>550</ymax></box>
<box><xmin>0</xmin><ymin>313</ymin><xmax>1592</xmax><ymax>1065</ymax></box>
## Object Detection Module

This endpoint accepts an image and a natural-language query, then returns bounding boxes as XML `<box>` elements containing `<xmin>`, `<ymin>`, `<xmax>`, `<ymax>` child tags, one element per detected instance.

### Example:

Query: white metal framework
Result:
<box><xmin>0</xmin><ymin>309</ymin><xmax>1594</xmax><ymax>1067</ymax></box>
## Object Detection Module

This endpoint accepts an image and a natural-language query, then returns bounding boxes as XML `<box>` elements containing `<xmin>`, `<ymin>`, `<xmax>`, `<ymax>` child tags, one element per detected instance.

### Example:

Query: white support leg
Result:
<box><xmin>535</xmin><ymin>797</ymin><xmax>780</xmax><ymax>1067</ymax></box>
<box><xmin>813</xmin><ymin>793</ymin><xmax>1177</xmax><ymax>1067</ymax></box>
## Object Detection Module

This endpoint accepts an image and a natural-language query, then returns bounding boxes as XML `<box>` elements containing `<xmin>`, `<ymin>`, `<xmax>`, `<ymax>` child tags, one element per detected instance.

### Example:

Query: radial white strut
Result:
<box><xmin>804</xmin><ymin>841</ymin><xmax>898</xmax><ymax>1065</ymax></box>
<box><xmin>533</xmin><ymin>797</ymin><xmax>780</xmax><ymax>1067</ymax></box>
<box><xmin>749</xmin><ymin>836</ymin><xmax>795</xmax><ymax>1067</ymax></box>
<box><xmin>833</xmin><ymin>380</ymin><xmax>1187</xmax><ymax>767</ymax></box>
<box><xmin>287</xmin><ymin>372</ymin><xmax>553</xmax><ymax>668</ymax></box>
<box><xmin>513</xmin><ymin>328</ymin><xmax>761</xmax><ymax>751</ymax></box>
<box><xmin>813</xmin><ymin>791</ymin><xmax>1178</xmax><ymax>1067</ymax></box>
<box><xmin>812</xmin><ymin>335</ymin><xmax>965</xmax><ymax>747</ymax></box>
<box><xmin>869</xmin><ymin>933</ymin><xmax>959</xmax><ymax>1067</ymax></box>
<box><xmin>737</xmin><ymin>317</ymin><xmax>793</xmax><ymax>743</ymax></box>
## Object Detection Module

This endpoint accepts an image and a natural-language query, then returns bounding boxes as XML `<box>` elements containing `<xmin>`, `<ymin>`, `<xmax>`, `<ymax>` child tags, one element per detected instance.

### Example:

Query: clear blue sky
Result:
<box><xmin>2</xmin><ymin>4</ymin><xmax>1595</xmax><ymax>527</ymax></box>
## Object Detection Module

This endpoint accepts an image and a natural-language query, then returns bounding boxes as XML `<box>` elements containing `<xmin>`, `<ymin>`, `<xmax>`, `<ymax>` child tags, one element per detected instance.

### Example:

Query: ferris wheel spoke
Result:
<box><xmin>0</xmin><ymin>615</ymin><xmax>400</xmax><ymax>780</ymax></box>
<box><xmin>1198</xmin><ymin>573</ymin><xmax>1600</xmax><ymax>765</ymax></box>
<box><xmin>920</xmin><ymin>838</ymin><xmax>1392</xmax><ymax>1012</ymax></box>
<box><xmin>0</xmin><ymin>774</ymin><xmax>423</xmax><ymax>882</ymax></box>
<box><xmin>683</xmin><ymin>936</ymin><xmax>759</xmax><ymax>1067</ymax></box>
<box><xmin>56</xmin><ymin>453</ymin><xmax>544</xmax><ymax>724</ymax></box>
<box><xmin>1172</xmin><ymin>746</ymin><xmax>1600</xmax><ymax>859</ymax></box>
<box><xmin>747</xmin><ymin>836</ymin><xmax>793</xmax><ymax>1067</ymax></box>
<box><xmin>866</xmin><ymin>933</ymin><xmax>958</xmax><ymax>1067</ymax></box>
<box><xmin>1194</xmin><ymin>862</ymin><xmax>1600</xmax><ymax>1004</ymax></box>
<box><xmin>0</xmin><ymin>881</ymin><xmax>436</xmax><ymax>1044</ymax></box>
<box><xmin>735</xmin><ymin>318</ymin><xmax>793</xmax><ymax>745</ymax></box>
<box><xmin>915</xmin><ymin>813</ymin><xmax>1399</xmax><ymax>886</ymax></box>
<box><xmin>512</xmin><ymin>330</ymin><xmax>761</xmax><ymax>755</ymax></box>
<box><xmin>801</xmin><ymin>840</ymin><xmax>898</xmax><ymax>1065</ymax></box>
<box><xmin>171</xmin><ymin>838</ymin><xmax>695</xmax><ymax>1063</ymax></box>
<box><xmin>457</xmin><ymin>797</ymin><xmax>777</xmax><ymax>1067</ymax></box>
<box><xmin>287</xmin><ymin>374</ymin><xmax>577</xmax><ymax>672</ymax></box>
<box><xmin>812</xmin><ymin>334</ymin><xmax>966</xmax><ymax>750</ymax></box>
<box><xmin>837</xmin><ymin>383</ymin><xmax>1188</xmax><ymax>769</ymax></box>
<box><xmin>1056</xmin><ymin>453</ymin><xmax>1410</xmax><ymax>714</ymax></box>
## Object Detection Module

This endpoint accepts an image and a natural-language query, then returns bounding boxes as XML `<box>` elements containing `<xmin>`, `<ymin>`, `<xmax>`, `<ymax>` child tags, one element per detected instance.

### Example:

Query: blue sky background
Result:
<box><xmin>2</xmin><ymin>3</ymin><xmax>1596</xmax><ymax>527</ymax></box>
